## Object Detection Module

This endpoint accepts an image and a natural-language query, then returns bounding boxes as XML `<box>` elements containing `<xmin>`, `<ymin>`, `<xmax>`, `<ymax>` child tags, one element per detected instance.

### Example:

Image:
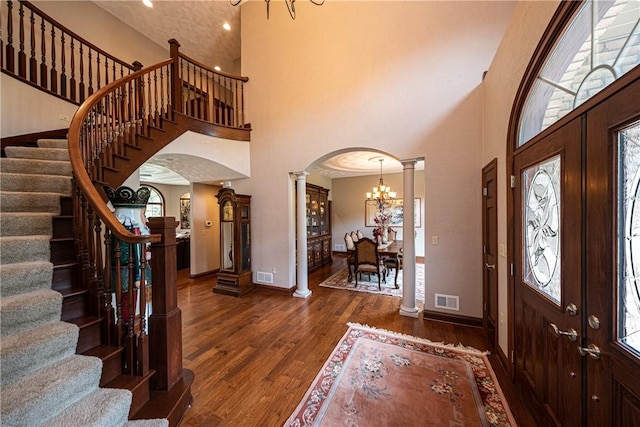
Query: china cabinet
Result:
<box><xmin>298</xmin><ymin>183</ymin><xmax>332</xmax><ymax>272</ymax></box>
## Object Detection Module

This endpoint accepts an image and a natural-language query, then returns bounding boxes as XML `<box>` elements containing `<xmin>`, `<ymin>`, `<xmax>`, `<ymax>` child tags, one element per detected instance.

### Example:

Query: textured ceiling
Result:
<box><xmin>92</xmin><ymin>1</ymin><xmax>241</xmax><ymax>72</ymax></box>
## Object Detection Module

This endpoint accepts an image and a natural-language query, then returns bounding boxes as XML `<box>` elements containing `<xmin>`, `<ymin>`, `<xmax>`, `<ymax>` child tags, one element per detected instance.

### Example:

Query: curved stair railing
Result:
<box><xmin>3</xmin><ymin>0</ymin><xmax>251</xmax><ymax>422</ymax></box>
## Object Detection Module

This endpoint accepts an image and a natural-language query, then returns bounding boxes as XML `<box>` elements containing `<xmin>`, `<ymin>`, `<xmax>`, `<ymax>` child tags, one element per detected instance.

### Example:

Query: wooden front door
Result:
<box><xmin>514</xmin><ymin>118</ymin><xmax>583</xmax><ymax>426</ymax></box>
<box><xmin>482</xmin><ymin>158</ymin><xmax>498</xmax><ymax>348</ymax></box>
<box><xmin>513</xmin><ymin>68</ymin><xmax>640</xmax><ymax>426</ymax></box>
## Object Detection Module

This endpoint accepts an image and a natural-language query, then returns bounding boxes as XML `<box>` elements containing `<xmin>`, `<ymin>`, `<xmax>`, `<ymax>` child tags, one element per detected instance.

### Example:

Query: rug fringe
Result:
<box><xmin>346</xmin><ymin>322</ymin><xmax>490</xmax><ymax>355</ymax></box>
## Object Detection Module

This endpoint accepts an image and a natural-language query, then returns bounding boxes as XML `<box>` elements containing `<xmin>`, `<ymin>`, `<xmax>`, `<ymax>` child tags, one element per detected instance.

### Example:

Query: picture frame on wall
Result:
<box><xmin>180</xmin><ymin>195</ymin><xmax>191</xmax><ymax>229</ymax></box>
<box><xmin>365</xmin><ymin>198</ymin><xmax>421</xmax><ymax>227</ymax></box>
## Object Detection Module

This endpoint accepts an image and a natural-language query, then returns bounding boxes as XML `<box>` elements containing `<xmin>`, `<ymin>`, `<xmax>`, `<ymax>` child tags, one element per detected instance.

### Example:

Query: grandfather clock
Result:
<box><xmin>214</xmin><ymin>187</ymin><xmax>253</xmax><ymax>296</ymax></box>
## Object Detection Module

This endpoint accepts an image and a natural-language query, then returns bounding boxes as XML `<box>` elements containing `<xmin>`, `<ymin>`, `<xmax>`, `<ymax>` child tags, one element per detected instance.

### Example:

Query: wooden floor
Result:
<box><xmin>177</xmin><ymin>256</ymin><xmax>537</xmax><ymax>427</ymax></box>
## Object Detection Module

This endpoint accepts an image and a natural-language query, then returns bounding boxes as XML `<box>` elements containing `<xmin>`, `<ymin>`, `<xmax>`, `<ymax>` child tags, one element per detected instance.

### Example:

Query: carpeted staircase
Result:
<box><xmin>0</xmin><ymin>139</ymin><xmax>167</xmax><ymax>427</ymax></box>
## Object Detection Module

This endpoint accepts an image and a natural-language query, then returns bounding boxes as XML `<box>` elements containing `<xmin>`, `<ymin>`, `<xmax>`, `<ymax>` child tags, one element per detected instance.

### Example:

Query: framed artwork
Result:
<box><xmin>365</xmin><ymin>198</ymin><xmax>421</xmax><ymax>228</ymax></box>
<box><xmin>180</xmin><ymin>194</ymin><xmax>191</xmax><ymax>229</ymax></box>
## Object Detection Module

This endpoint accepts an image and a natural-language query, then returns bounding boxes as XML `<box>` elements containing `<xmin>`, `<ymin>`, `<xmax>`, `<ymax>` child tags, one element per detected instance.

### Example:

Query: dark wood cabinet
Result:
<box><xmin>214</xmin><ymin>187</ymin><xmax>253</xmax><ymax>297</ymax></box>
<box><xmin>299</xmin><ymin>183</ymin><xmax>332</xmax><ymax>272</ymax></box>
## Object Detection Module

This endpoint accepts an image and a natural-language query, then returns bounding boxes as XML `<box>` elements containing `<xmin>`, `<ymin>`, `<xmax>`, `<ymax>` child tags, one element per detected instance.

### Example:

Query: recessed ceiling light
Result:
<box><xmin>142</xmin><ymin>0</ymin><xmax>153</xmax><ymax>7</ymax></box>
<box><xmin>214</xmin><ymin>66</ymin><xmax>221</xmax><ymax>72</ymax></box>
<box><xmin>223</xmin><ymin>22</ymin><xmax>231</xmax><ymax>31</ymax></box>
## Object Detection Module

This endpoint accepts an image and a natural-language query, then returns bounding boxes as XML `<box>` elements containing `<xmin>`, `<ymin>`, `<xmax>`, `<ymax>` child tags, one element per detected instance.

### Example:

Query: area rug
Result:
<box><xmin>319</xmin><ymin>264</ymin><xmax>425</xmax><ymax>302</ymax></box>
<box><xmin>284</xmin><ymin>323</ymin><xmax>516</xmax><ymax>427</ymax></box>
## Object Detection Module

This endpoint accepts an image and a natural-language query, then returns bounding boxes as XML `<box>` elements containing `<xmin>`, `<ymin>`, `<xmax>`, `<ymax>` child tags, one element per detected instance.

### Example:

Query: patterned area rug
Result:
<box><xmin>319</xmin><ymin>264</ymin><xmax>425</xmax><ymax>302</ymax></box>
<box><xmin>285</xmin><ymin>324</ymin><xmax>516</xmax><ymax>427</ymax></box>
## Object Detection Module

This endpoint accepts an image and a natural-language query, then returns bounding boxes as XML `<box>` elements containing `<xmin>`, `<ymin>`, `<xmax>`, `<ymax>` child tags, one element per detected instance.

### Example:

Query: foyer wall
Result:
<box><xmin>239</xmin><ymin>1</ymin><xmax>516</xmax><ymax>318</ymax></box>
<box><xmin>482</xmin><ymin>1</ymin><xmax>560</xmax><ymax>355</ymax></box>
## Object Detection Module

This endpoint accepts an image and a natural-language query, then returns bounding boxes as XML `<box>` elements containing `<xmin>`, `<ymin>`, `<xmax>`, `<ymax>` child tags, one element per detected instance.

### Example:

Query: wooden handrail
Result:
<box><xmin>2</xmin><ymin>0</ymin><xmax>137</xmax><ymax>104</ymax></box>
<box><xmin>68</xmin><ymin>59</ymin><xmax>173</xmax><ymax>244</ymax></box>
<box><xmin>177</xmin><ymin>51</ymin><xmax>249</xmax><ymax>83</ymax></box>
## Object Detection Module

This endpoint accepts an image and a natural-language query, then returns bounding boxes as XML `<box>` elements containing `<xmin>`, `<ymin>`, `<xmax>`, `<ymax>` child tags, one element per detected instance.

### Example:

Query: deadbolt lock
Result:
<box><xmin>565</xmin><ymin>303</ymin><xmax>578</xmax><ymax>316</ymax></box>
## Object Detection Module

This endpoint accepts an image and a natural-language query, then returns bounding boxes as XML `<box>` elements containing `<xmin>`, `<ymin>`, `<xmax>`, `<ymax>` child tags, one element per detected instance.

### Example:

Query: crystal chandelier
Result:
<box><xmin>367</xmin><ymin>158</ymin><xmax>396</xmax><ymax>212</ymax></box>
<box><xmin>229</xmin><ymin>0</ymin><xmax>325</xmax><ymax>20</ymax></box>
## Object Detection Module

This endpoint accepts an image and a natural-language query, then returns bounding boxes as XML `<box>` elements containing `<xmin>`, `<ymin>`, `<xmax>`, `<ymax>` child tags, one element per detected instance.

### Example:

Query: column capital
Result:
<box><xmin>292</xmin><ymin>171</ymin><xmax>309</xmax><ymax>179</ymax></box>
<box><xmin>400</xmin><ymin>157</ymin><xmax>425</xmax><ymax>168</ymax></box>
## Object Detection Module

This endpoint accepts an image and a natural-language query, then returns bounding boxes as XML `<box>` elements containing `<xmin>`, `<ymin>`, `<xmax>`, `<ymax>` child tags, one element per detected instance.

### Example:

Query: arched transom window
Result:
<box><xmin>518</xmin><ymin>0</ymin><xmax>640</xmax><ymax>147</ymax></box>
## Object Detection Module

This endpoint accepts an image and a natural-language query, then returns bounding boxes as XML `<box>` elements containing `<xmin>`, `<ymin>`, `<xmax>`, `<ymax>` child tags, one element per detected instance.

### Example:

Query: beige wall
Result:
<box><xmin>190</xmin><ymin>183</ymin><xmax>221</xmax><ymax>276</ymax></box>
<box><xmin>482</xmin><ymin>1</ymin><xmax>560</xmax><ymax>355</ymax></box>
<box><xmin>239</xmin><ymin>1</ymin><xmax>515</xmax><ymax>318</ymax></box>
<box><xmin>1</xmin><ymin>1</ymin><xmax>168</xmax><ymax>137</ymax></box>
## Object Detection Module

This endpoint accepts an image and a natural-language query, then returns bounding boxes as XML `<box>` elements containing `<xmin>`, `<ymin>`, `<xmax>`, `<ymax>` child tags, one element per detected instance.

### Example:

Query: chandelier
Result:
<box><xmin>367</xmin><ymin>158</ymin><xmax>396</xmax><ymax>212</ymax></box>
<box><xmin>229</xmin><ymin>0</ymin><xmax>325</xmax><ymax>20</ymax></box>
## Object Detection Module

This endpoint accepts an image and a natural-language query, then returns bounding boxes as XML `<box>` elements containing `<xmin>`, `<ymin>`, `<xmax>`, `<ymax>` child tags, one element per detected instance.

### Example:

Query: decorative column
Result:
<box><xmin>294</xmin><ymin>172</ymin><xmax>312</xmax><ymax>298</ymax></box>
<box><xmin>399</xmin><ymin>158</ymin><xmax>422</xmax><ymax>318</ymax></box>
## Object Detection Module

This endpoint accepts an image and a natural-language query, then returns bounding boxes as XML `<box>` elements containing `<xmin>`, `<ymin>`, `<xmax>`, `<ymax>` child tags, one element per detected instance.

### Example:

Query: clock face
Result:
<box><xmin>223</xmin><ymin>202</ymin><xmax>234</xmax><ymax>221</ymax></box>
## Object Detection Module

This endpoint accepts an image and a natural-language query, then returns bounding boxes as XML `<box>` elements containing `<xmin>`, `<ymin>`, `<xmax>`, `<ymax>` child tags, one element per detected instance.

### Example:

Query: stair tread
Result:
<box><xmin>58</xmin><ymin>287</ymin><xmax>88</xmax><ymax>298</ymax></box>
<box><xmin>83</xmin><ymin>344</ymin><xmax>123</xmax><ymax>360</ymax></box>
<box><xmin>105</xmin><ymin>371</ymin><xmax>155</xmax><ymax>391</ymax></box>
<box><xmin>65</xmin><ymin>314</ymin><xmax>101</xmax><ymax>328</ymax></box>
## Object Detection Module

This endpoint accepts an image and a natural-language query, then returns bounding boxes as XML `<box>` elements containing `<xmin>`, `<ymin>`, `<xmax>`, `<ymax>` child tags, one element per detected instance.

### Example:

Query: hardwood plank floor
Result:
<box><xmin>177</xmin><ymin>255</ymin><xmax>536</xmax><ymax>426</ymax></box>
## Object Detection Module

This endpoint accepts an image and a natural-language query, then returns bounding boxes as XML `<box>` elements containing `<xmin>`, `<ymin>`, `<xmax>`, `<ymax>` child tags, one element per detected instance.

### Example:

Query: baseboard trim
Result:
<box><xmin>254</xmin><ymin>283</ymin><xmax>296</xmax><ymax>296</ymax></box>
<box><xmin>189</xmin><ymin>269</ymin><xmax>218</xmax><ymax>279</ymax></box>
<box><xmin>496</xmin><ymin>343</ymin><xmax>513</xmax><ymax>379</ymax></box>
<box><xmin>423</xmin><ymin>310</ymin><xmax>483</xmax><ymax>328</ymax></box>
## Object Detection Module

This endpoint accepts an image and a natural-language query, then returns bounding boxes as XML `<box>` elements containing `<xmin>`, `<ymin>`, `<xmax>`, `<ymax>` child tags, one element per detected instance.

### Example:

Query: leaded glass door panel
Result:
<box><xmin>585</xmin><ymin>69</ymin><xmax>640</xmax><ymax>426</ymax></box>
<box><xmin>513</xmin><ymin>118</ymin><xmax>583</xmax><ymax>426</ymax></box>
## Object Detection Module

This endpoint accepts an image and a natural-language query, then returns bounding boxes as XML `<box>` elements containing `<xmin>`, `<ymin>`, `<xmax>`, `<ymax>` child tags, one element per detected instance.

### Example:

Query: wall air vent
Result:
<box><xmin>256</xmin><ymin>271</ymin><xmax>274</xmax><ymax>284</ymax></box>
<box><xmin>435</xmin><ymin>293</ymin><xmax>459</xmax><ymax>311</ymax></box>
<box><xmin>335</xmin><ymin>243</ymin><xmax>346</xmax><ymax>251</ymax></box>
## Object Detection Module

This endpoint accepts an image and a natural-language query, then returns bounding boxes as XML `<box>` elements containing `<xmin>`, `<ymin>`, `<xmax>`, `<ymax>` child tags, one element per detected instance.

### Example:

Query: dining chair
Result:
<box><xmin>354</xmin><ymin>237</ymin><xmax>386</xmax><ymax>290</ymax></box>
<box><xmin>383</xmin><ymin>246</ymin><xmax>402</xmax><ymax>289</ymax></box>
<box><xmin>387</xmin><ymin>229</ymin><xmax>397</xmax><ymax>242</ymax></box>
<box><xmin>350</xmin><ymin>231</ymin><xmax>359</xmax><ymax>242</ymax></box>
<box><xmin>344</xmin><ymin>233</ymin><xmax>356</xmax><ymax>282</ymax></box>
<box><xmin>356</xmin><ymin>229</ymin><xmax>363</xmax><ymax>240</ymax></box>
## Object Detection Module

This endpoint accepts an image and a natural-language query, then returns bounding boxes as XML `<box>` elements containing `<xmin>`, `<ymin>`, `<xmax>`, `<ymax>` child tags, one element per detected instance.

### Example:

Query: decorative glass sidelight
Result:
<box><xmin>523</xmin><ymin>155</ymin><xmax>562</xmax><ymax>304</ymax></box>
<box><xmin>618</xmin><ymin>121</ymin><xmax>640</xmax><ymax>355</ymax></box>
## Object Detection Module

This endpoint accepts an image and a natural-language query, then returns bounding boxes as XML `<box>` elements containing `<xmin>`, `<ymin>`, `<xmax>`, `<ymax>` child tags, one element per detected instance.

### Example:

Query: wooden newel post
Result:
<box><xmin>168</xmin><ymin>39</ymin><xmax>182</xmax><ymax>116</ymax></box>
<box><xmin>148</xmin><ymin>216</ymin><xmax>182</xmax><ymax>391</ymax></box>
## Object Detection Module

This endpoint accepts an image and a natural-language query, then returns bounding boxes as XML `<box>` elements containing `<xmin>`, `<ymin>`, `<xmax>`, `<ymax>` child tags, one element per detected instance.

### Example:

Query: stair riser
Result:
<box><xmin>0</xmin><ymin>237</ymin><xmax>50</xmax><ymax>264</ymax></box>
<box><xmin>129</xmin><ymin>376</ymin><xmax>152</xmax><ymax>418</ymax></box>
<box><xmin>51</xmin><ymin>239</ymin><xmax>76</xmax><ymax>264</ymax></box>
<box><xmin>100</xmin><ymin>350</ymin><xmax>125</xmax><ymax>386</ymax></box>
<box><xmin>0</xmin><ymin>262</ymin><xmax>53</xmax><ymax>298</ymax></box>
<box><xmin>4</xmin><ymin>146</ymin><xmax>70</xmax><ymax>161</ymax></box>
<box><xmin>52</xmin><ymin>263</ymin><xmax>80</xmax><ymax>293</ymax></box>
<box><xmin>0</xmin><ymin>158</ymin><xmax>72</xmax><ymax>176</ymax></box>
<box><xmin>61</xmin><ymin>292</ymin><xmax>88</xmax><ymax>321</ymax></box>
<box><xmin>76</xmin><ymin>321</ymin><xmax>102</xmax><ymax>354</ymax></box>
<box><xmin>0</xmin><ymin>192</ymin><xmax>62</xmax><ymax>213</ymax></box>
<box><xmin>53</xmin><ymin>216</ymin><xmax>73</xmax><ymax>239</ymax></box>
<box><xmin>0</xmin><ymin>355</ymin><xmax>102</xmax><ymax>427</ymax></box>
<box><xmin>0</xmin><ymin>173</ymin><xmax>72</xmax><ymax>195</ymax></box>
<box><xmin>1</xmin><ymin>322</ymin><xmax>79</xmax><ymax>386</ymax></box>
<box><xmin>1</xmin><ymin>290</ymin><xmax>62</xmax><ymax>337</ymax></box>
<box><xmin>0</xmin><ymin>214</ymin><xmax>52</xmax><ymax>237</ymax></box>
<box><xmin>37</xmin><ymin>139</ymin><xmax>69</xmax><ymax>149</ymax></box>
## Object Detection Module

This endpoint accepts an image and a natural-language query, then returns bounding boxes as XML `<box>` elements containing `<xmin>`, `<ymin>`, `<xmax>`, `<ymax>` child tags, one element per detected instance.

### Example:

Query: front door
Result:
<box><xmin>513</xmin><ymin>68</ymin><xmax>640</xmax><ymax>426</ymax></box>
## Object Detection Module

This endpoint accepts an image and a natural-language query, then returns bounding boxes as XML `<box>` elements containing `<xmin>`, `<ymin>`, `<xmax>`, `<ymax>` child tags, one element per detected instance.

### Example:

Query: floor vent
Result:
<box><xmin>256</xmin><ymin>271</ymin><xmax>274</xmax><ymax>284</ymax></box>
<box><xmin>435</xmin><ymin>293</ymin><xmax>459</xmax><ymax>311</ymax></box>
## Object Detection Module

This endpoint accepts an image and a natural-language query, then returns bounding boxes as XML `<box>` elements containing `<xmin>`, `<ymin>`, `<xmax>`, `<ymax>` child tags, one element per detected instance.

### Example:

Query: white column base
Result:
<box><xmin>293</xmin><ymin>289</ymin><xmax>312</xmax><ymax>299</ymax></box>
<box><xmin>399</xmin><ymin>305</ymin><xmax>420</xmax><ymax>318</ymax></box>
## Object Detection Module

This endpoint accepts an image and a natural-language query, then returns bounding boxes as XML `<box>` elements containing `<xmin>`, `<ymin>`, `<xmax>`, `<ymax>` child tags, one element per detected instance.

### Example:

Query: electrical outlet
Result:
<box><xmin>431</xmin><ymin>236</ymin><xmax>439</xmax><ymax>245</ymax></box>
<box><xmin>272</xmin><ymin>267</ymin><xmax>276</xmax><ymax>274</ymax></box>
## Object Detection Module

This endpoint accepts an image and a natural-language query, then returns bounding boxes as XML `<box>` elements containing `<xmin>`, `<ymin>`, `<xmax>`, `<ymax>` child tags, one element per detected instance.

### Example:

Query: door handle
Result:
<box><xmin>578</xmin><ymin>344</ymin><xmax>601</xmax><ymax>360</ymax></box>
<box><xmin>485</xmin><ymin>263</ymin><xmax>495</xmax><ymax>269</ymax></box>
<box><xmin>549</xmin><ymin>323</ymin><xmax>578</xmax><ymax>341</ymax></box>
